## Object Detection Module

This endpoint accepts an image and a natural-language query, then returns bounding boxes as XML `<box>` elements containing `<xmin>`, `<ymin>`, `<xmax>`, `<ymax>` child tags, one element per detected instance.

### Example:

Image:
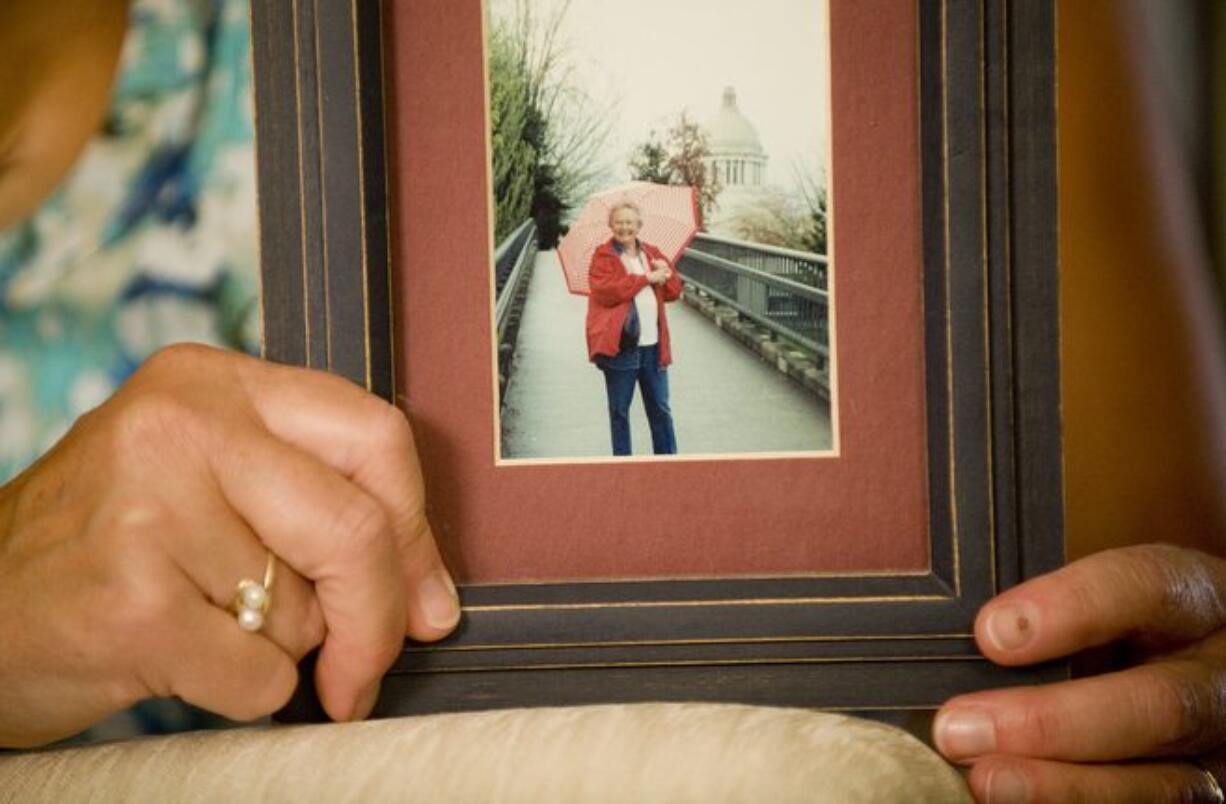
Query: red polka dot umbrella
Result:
<box><xmin>556</xmin><ymin>182</ymin><xmax>701</xmax><ymax>296</ymax></box>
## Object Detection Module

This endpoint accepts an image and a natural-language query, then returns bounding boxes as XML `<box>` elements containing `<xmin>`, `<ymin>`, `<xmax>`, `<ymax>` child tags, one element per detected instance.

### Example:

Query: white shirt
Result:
<box><xmin>620</xmin><ymin>250</ymin><xmax>659</xmax><ymax>347</ymax></box>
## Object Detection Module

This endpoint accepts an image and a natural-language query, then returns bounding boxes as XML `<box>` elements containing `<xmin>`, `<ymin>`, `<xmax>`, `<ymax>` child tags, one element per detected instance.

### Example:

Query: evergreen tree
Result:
<box><xmin>628</xmin><ymin>132</ymin><xmax>672</xmax><ymax>185</ymax></box>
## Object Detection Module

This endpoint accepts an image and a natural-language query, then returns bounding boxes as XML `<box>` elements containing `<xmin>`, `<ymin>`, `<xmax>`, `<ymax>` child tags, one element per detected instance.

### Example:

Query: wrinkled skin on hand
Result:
<box><xmin>935</xmin><ymin>544</ymin><xmax>1226</xmax><ymax>803</ymax></box>
<box><xmin>0</xmin><ymin>344</ymin><xmax>460</xmax><ymax>748</ymax></box>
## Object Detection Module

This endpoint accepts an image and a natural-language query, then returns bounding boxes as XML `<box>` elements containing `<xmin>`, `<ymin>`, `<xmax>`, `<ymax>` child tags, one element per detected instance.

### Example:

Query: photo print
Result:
<box><xmin>488</xmin><ymin>0</ymin><xmax>836</xmax><ymax>462</ymax></box>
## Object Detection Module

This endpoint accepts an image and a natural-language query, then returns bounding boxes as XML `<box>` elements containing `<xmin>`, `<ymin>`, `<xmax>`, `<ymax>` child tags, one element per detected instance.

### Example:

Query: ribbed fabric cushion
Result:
<box><xmin>0</xmin><ymin>703</ymin><xmax>969</xmax><ymax>803</ymax></box>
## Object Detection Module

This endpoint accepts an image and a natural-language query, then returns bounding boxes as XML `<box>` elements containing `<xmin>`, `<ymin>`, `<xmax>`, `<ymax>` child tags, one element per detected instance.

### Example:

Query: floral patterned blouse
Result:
<box><xmin>0</xmin><ymin>0</ymin><xmax>259</xmax><ymax>484</ymax></box>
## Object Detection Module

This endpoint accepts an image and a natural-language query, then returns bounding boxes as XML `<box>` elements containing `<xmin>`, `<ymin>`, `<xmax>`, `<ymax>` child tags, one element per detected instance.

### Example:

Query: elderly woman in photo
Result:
<box><xmin>585</xmin><ymin>201</ymin><xmax>684</xmax><ymax>456</ymax></box>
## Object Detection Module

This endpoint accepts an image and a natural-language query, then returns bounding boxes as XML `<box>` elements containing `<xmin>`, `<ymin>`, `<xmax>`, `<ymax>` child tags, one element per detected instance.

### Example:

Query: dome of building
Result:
<box><xmin>707</xmin><ymin>87</ymin><xmax>765</xmax><ymax>156</ymax></box>
<box><xmin>703</xmin><ymin>87</ymin><xmax>769</xmax><ymax>198</ymax></box>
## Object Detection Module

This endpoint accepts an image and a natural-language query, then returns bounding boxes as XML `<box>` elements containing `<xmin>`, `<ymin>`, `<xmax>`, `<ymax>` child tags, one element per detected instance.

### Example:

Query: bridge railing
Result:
<box><xmin>494</xmin><ymin>219</ymin><xmax>538</xmax><ymax>341</ymax></box>
<box><xmin>677</xmin><ymin>247</ymin><xmax>829</xmax><ymax>358</ymax></box>
<box><xmin>689</xmin><ymin>232</ymin><xmax>828</xmax><ymax>291</ymax></box>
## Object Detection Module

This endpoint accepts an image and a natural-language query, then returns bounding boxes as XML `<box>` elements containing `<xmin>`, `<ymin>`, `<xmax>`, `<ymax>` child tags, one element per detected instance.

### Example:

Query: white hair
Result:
<box><xmin>607</xmin><ymin>201</ymin><xmax>643</xmax><ymax>228</ymax></box>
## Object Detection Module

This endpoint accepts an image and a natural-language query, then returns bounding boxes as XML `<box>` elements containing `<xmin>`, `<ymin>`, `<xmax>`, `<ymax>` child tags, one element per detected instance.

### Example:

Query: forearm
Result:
<box><xmin>663</xmin><ymin>271</ymin><xmax>682</xmax><ymax>301</ymax></box>
<box><xmin>590</xmin><ymin>273</ymin><xmax>648</xmax><ymax>307</ymax></box>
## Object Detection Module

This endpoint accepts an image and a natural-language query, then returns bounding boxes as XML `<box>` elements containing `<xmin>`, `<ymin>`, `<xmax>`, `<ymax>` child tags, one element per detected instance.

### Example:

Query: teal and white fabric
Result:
<box><xmin>0</xmin><ymin>0</ymin><xmax>259</xmax><ymax>483</ymax></box>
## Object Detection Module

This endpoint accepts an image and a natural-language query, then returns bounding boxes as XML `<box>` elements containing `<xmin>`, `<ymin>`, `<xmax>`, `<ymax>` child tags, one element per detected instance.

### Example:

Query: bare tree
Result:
<box><xmin>730</xmin><ymin>165</ymin><xmax>828</xmax><ymax>255</ymax></box>
<box><xmin>666</xmin><ymin>111</ymin><xmax>720</xmax><ymax>225</ymax></box>
<box><xmin>795</xmin><ymin>166</ymin><xmax>828</xmax><ymax>255</ymax></box>
<box><xmin>627</xmin><ymin>111</ymin><xmax>721</xmax><ymax>227</ymax></box>
<box><xmin>487</xmin><ymin>0</ymin><xmax>614</xmax><ymax>246</ymax></box>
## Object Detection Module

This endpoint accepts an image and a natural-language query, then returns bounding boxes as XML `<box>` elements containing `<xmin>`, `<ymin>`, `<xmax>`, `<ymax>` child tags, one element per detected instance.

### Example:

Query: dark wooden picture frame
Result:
<box><xmin>250</xmin><ymin>0</ymin><xmax>1065</xmax><ymax>719</ymax></box>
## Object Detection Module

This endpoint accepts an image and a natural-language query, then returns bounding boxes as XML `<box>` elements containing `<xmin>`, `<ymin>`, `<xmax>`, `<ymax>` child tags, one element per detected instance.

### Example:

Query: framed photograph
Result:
<box><xmin>251</xmin><ymin>0</ymin><xmax>1064</xmax><ymax>718</ymax></box>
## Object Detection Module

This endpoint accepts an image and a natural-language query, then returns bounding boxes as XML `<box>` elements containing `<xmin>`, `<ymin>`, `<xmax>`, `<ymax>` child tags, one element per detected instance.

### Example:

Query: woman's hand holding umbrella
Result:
<box><xmin>648</xmin><ymin>259</ymin><xmax>672</xmax><ymax>285</ymax></box>
<box><xmin>647</xmin><ymin>260</ymin><xmax>672</xmax><ymax>285</ymax></box>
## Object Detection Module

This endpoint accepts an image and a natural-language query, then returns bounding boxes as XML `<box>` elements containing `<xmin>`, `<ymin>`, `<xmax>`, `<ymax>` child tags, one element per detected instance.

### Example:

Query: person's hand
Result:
<box><xmin>0</xmin><ymin>343</ymin><xmax>460</xmax><ymax>748</ymax></box>
<box><xmin>650</xmin><ymin>258</ymin><xmax>671</xmax><ymax>275</ymax></box>
<box><xmin>647</xmin><ymin>266</ymin><xmax>670</xmax><ymax>285</ymax></box>
<box><xmin>934</xmin><ymin>544</ymin><xmax>1226</xmax><ymax>803</ymax></box>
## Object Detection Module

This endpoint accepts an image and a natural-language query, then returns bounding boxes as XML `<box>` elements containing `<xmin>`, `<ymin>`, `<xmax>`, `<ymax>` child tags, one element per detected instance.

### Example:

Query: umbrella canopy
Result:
<box><xmin>556</xmin><ymin>182</ymin><xmax>701</xmax><ymax>296</ymax></box>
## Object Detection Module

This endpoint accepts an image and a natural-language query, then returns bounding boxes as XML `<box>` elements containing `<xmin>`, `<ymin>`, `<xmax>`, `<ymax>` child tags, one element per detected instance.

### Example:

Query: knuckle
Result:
<box><xmin>400</xmin><ymin>512</ymin><xmax>434</xmax><ymax>555</ymax></box>
<box><xmin>85</xmin><ymin>499</ymin><xmax>177</xmax><ymax>653</ymax></box>
<box><xmin>361</xmin><ymin>402</ymin><xmax>420</xmax><ymax>482</ymax></box>
<box><xmin>104</xmin><ymin>492</ymin><xmax>169</xmax><ymax>537</ymax></box>
<box><xmin>111</xmin><ymin>571</ymin><xmax>177</xmax><ymax>634</ymax></box>
<box><xmin>108</xmin><ymin>345</ymin><xmax>240</xmax><ymax>458</ymax></box>
<box><xmin>229</xmin><ymin>660</ymin><xmax>297</xmax><ymax>722</ymax></box>
<box><xmin>1146</xmin><ymin>664</ymin><xmax>1226</xmax><ymax>753</ymax></box>
<box><xmin>1160</xmin><ymin>766</ymin><xmax>1224</xmax><ymax>804</ymax></box>
<box><xmin>1123</xmin><ymin>545</ymin><xmax>1226</xmax><ymax>639</ymax></box>
<box><xmin>139</xmin><ymin>343</ymin><xmax>218</xmax><ymax>379</ymax></box>
<box><xmin>1175</xmin><ymin>782</ymin><xmax>1215</xmax><ymax>804</ymax></box>
<box><xmin>370</xmin><ymin>402</ymin><xmax>415</xmax><ymax>451</ymax></box>
<box><xmin>329</xmin><ymin>492</ymin><xmax>392</xmax><ymax>557</ymax></box>
<box><xmin>1112</xmin><ymin>545</ymin><xmax>1177</xmax><ymax>596</ymax></box>
<box><xmin>1010</xmin><ymin>699</ymin><xmax>1068</xmax><ymax>752</ymax></box>
<box><xmin>98</xmin><ymin>675</ymin><xmax>146</xmax><ymax>716</ymax></box>
<box><xmin>253</xmin><ymin>661</ymin><xmax>298</xmax><ymax>717</ymax></box>
<box><xmin>108</xmin><ymin>390</ymin><xmax>201</xmax><ymax>456</ymax></box>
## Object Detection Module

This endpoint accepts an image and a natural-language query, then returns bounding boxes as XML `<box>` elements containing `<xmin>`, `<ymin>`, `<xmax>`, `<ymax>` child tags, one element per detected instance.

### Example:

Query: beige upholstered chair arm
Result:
<box><xmin>0</xmin><ymin>703</ymin><xmax>969</xmax><ymax>802</ymax></box>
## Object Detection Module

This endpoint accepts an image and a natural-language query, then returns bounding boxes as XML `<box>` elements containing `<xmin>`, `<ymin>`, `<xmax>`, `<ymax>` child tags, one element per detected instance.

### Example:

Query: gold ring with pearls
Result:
<box><xmin>233</xmin><ymin>551</ymin><xmax>276</xmax><ymax>633</ymax></box>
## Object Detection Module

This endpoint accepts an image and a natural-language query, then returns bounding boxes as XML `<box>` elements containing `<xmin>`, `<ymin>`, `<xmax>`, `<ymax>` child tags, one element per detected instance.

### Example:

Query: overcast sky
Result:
<box><xmin>488</xmin><ymin>0</ymin><xmax>829</xmax><ymax>195</ymax></box>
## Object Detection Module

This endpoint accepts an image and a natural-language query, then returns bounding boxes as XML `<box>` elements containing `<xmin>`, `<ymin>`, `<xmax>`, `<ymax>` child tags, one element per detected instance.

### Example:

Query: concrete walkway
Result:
<box><xmin>500</xmin><ymin>250</ymin><xmax>832</xmax><ymax>459</ymax></box>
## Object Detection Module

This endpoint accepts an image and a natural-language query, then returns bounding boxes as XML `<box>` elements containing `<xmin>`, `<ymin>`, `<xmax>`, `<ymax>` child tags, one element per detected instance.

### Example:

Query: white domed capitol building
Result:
<box><xmin>702</xmin><ymin>86</ymin><xmax>770</xmax><ymax>236</ymax></box>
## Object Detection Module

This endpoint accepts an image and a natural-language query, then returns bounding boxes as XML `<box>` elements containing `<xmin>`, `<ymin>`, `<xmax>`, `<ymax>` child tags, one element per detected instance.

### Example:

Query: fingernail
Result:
<box><xmin>934</xmin><ymin>708</ymin><xmax>996</xmax><ymax>759</ymax></box>
<box><xmin>352</xmin><ymin>680</ymin><xmax>381</xmax><ymax>721</ymax></box>
<box><xmin>984</xmin><ymin>603</ymin><xmax>1037</xmax><ymax>651</ymax></box>
<box><xmin>419</xmin><ymin>570</ymin><xmax>461</xmax><ymax>631</ymax></box>
<box><xmin>985</xmin><ymin>766</ymin><xmax>1030</xmax><ymax>804</ymax></box>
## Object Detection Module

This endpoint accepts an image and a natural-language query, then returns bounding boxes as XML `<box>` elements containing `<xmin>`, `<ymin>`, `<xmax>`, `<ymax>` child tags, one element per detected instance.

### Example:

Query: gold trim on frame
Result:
<box><xmin>398</xmin><ymin>654</ymin><xmax>987</xmax><ymax>675</ymax></box>
<box><xmin>415</xmin><ymin>632</ymin><xmax>976</xmax><ymax>653</ymax></box>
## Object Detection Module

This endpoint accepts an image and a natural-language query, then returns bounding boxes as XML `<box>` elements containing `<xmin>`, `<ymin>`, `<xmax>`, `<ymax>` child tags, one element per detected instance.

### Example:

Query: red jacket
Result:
<box><xmin>585</xmin><ymin>238</ymin><xmax>683</xmax><ymax>366</ymax></box>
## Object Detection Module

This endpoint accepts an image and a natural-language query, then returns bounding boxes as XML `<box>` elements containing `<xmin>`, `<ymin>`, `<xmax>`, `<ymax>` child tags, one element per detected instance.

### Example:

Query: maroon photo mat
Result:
<box><xmin>385</xmin><ymin>0</ymin><xmax>928</xmax><ymax>583</ymax></box>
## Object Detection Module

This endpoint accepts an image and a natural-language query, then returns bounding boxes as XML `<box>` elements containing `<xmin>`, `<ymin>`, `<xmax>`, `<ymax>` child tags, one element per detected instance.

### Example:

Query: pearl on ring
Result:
<box><xmin>237</xmin><ymin>607</ymin><xmax>265</xmax><ymax>632</ymax></box>
<box><xmin>232</xmin><ymin>553</ymin><xmax>276</xmax><ymax>633</ymax></box>
<box><xmin>240</xmin><ymin>581</ymin><xmax>268</xmax><ymax>611</ymax></box>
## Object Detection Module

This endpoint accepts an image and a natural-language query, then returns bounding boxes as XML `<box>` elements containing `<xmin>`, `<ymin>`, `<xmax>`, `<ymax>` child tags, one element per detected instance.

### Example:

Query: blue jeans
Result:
<box><xmin>597</xmin><ymin>343</ymin><xmax>677</xmax><ymax>456</ymax></box>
